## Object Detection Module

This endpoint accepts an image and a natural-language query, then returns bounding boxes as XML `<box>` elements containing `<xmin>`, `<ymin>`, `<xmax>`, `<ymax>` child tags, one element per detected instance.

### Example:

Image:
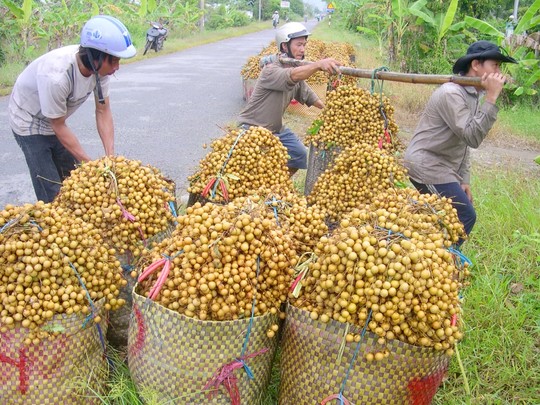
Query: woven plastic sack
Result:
<box><xmin>280</xmin><ymin>305</ymin><xmax>449</xmax><ymax>405</ymax></box>
<box><xmin>128</xmin><ymin>290</ymin><xmax>279</xmax><ymax>404</ymax></box>
<box><xmin>0</xmin><ymin>299</ymin><xmax>108</xmax><ymax>404</ymax></box>
<box><xmin>304</xmin><ymin>144</ymin><xmax>342</xmax><ymax>196</ymax></box>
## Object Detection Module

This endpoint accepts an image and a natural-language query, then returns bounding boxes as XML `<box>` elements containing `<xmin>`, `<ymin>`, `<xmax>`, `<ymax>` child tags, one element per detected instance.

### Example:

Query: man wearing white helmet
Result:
<box><xmin>238</xmin><ymin>22</ymin><xmax>340</xmax><ymax>175</ymax></box>
<box><xmin>8</xmin><ymin>15</ymin><xmax>136</xmax><ymax>203</ymax></box>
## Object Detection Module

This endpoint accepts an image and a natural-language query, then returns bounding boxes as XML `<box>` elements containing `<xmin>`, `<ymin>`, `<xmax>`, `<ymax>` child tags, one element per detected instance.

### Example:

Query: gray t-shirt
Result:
<box><xmin>404</xmin><ymin>82</ymin><xmax>498</xmax><ymax>185</ymax></box>
<box><xmin>8</xmin><ymin>44</ymin><xmax>110</xmax><ymax>136</ymax></box>
<box><xmin>238</xmin><ymin>59</ymin><xmax>319</xmax><ymax>133</ymax></box>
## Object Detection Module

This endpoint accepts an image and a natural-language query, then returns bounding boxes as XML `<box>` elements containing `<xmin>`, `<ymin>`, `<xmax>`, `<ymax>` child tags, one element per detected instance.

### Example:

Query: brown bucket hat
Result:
<box><xmin>453</xmin><ymin>40</ymin><xmax>517</xmax><ymax>74</ymax></box>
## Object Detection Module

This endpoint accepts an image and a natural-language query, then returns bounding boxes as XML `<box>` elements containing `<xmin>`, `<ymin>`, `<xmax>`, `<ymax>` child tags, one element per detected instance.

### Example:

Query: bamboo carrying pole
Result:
<box><xmin>279</xmin><ymin>57</ymin><xmax>483</xmax><ymax>86</ymax></box>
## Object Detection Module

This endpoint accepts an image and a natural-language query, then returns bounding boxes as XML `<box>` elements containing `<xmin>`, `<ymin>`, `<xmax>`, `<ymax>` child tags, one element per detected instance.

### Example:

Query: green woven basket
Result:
<box><xmin>279</xmin><ymin>305</ymin><xmax>449</xmax><ymax>405</ymax></box>
<box><xmin>128</xmin><ymin>290</ymin><xmax>279</xmax><ymax>404</ymax></box>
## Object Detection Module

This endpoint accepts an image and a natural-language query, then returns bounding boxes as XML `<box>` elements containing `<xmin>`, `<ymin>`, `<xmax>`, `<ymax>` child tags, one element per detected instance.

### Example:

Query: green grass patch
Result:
<box><xmin>434</xmin><ymin>167</ymin><xmax>540</xmax><ymax>404</ymax></box>
<box><xmin>497</xmin><ymin>106</ymin><xmax>540</xmax><ymax>144</ymax></box>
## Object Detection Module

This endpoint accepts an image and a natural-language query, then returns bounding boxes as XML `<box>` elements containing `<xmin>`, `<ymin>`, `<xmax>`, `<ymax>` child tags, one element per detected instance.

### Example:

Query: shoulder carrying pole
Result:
<box><xmin>278</xmin><ymin>57</ymin><xmax>482</xmax><ymax>87</ymax></box>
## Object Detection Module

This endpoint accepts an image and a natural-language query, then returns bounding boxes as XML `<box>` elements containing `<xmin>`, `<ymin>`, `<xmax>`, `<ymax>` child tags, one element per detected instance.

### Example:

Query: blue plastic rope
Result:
<box><xmin>339</xmin><ymin>309</ymin><xmax>373</xmax><ymax>396</ymax></box>
<box><xmin>162</xmin><ymin>249</ymin><xmax>184</xmax><ymax>261</ymax></box>
<box><xmin>447</xmin><ymin>246</ymin><xmax>473</xmax><ymax>269</ymax></box>
<box><xmin>240</xmin><ymin>255</ymin><xmax>261</xmax><ymax>358</ymax></box>
<box><xmin>0</xmin><ymin>219</ymin><xmax>17</xmax><ymax>234</ymax></box>
<box><xmin>168</xmin><ymin>201</ymin><xmax>178</xmax><ymax>218</ymax></box>
<box><xmin>265</xmin><ymin>196</ymin><xmax>281</xmax><ymax>227</ymax></box>
<box><xmin>68</xmin><ymin>261</ymin><xmax>107</xmax><ymax>355</ymax></box>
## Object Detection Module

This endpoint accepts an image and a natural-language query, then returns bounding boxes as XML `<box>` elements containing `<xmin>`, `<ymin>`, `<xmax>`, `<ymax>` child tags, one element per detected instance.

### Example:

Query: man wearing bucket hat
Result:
<box><xmin>8</xmin><ymin>15</ymin><xmax>136</xmax><ymax>203</ymax></box>
<box><xmin>404</xmin><ymin>41</ymin><xmax>517</xmax><ymax>243</ymax></box>
<box><xmin>238</xmin><ymin>22</ymin><xmax>340</xmax><ymax>176</ymax></box>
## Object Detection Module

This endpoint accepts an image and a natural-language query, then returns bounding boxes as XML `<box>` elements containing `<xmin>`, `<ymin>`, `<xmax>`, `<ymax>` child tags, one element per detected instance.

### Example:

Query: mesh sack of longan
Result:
<box><xmin>307</xmin><ymin>142</ymin><xmax>407</xmax><ymax>223</ymax></box>
<box><xmin>187</xmin><ymin>126</ymin><xmax>293</xmax><ymax>206</ymax></box>
<box><xmin>0</xmin><ymin>202</ymin><xmax>124</xmax><ymax>403</ymax></box>
<box><xmin>53</xmin><ymin>155</ymin><xmax>177</xmax><ymax>259</ymax></box>
<box><xmin>282</xmin><ymin>189</ymin><xmax>470</xmax><ymax>404</ymax></box>
<box><xmin>128</xmin><ymin>196</ymin><xmax>295</xmax><ymax>403</ymax></box>
<box><xmin>304</xmin><ymin>85</ymin><xmax>402</xmax><ymax>151</ymax></box>
<box><xmin>303</xmin><ymin>85</ymin><xmax>403</xmax><ymax>196</ymax></box>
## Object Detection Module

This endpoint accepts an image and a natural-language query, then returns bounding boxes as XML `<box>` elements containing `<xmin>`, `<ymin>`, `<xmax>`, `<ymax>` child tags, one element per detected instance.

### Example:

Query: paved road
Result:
<box><xmin>0</xmin><ymin>21</ymin><xmax>319</xmax><ymax>209</ymax></box>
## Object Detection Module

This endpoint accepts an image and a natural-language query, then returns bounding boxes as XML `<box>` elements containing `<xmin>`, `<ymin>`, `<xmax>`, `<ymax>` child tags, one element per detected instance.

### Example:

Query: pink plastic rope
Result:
<box><xmin>203</xmin><ymin>348</ymin><xmax>269</xmax><ymax>404</ymax></box>
<box><xmin>116</xmin><ymin>198</ymin><xmax>147</xmax><ymax>246</ymax></box>
<box><xmin>321</xmin><ymin>393</ymin><xmax>352</xmax><ymax>405</ymax></box>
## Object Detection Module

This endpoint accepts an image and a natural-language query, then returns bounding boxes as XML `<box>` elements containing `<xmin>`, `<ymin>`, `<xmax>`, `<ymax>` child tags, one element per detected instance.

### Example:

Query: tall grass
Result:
<box><xmin>434</xmin><ymin>167</ymin><xmax>540</xmax><ymax>404</ymax></box>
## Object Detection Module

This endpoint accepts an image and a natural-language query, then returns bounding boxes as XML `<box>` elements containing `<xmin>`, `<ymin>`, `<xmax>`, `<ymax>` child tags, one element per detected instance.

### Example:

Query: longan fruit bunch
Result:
<box><xmin>291</xmin><ymin>194</ymin><xmax>470</xmax><ymax>357</ymax></box>
<box><xmin>0</xmin><ymin>202</ymin><xmax>126</xmax><ymax>343</ymax></box>
<box><xmin>136</xmin><ymin>196</ymin><xmax>297</xmax><ymax>324</ymax></box>
<box><xmin>54</xmin><ymin>155</ymin><xmax>176</xmax><ymax>257</ymax></box>
<box><xmin>308</xmin><ymin>142</ymin><xmax>407</xmax><ymax>222</ymax></box>
<box><xmin>306</xmin><ymin>85</ymin><xmax>401</xmax><ymax>151</ymax></box>
<box><xmin>188</xmin><ymin>126</ymin><xmax>293</xmax><ymax>203</ymax></box>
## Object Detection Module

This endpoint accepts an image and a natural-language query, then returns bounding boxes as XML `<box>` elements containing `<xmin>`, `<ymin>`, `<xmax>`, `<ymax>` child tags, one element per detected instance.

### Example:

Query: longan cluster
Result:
<box><xmin>241</xmin><ymin>42</ymin><xmax>277</xmax><ymax>79</ymax></box>
<box><xmin>291</xmin><ymin>191</ymin><xmax>470</xmax><ymax>358</ymax></box>
<box><xmin>344</xmin><ymin>188</ymin><xmax>467</xmax><ymax>247</ymax></box>
<box><xmin>254</xmin><ymin>187</ymin><xmax>328</xmax><ymax>255</ymax></box>
<box><xmin>240</xmin><ymin>39</ymin><xmax>357</xmax><ymax>87</ymax></box>
<box><xmin>304</xmin><ymin>39</ymin><xmax>357</xmax><ymax>87</ymax></box>
<box><xmin>54</xmin><ymin>155</ymin><xmax>176</xmax><ymax>256</ymax></box>
<box><xmin>306</xmin><ymin>85</ymin><xmax>401</xmax><ymax>151</ymax></box>
<box><xmin>136</xmin><ymin>196</ymin><xmax>297</xmax><ymax>326</ymax></box>
<box><xmin>188</xmin><ymin>126</ymin><xmax>293</xmax><ymax>203</ymax></box>
<box><xmin>0</xmin><ymin>202</ymin><xmax>126</xmax><ymax>344</ymax></box>
<box><xmin>308</xmin><ymin>142</ymin><xmax>407</xmax><ymax>222</ymax></box>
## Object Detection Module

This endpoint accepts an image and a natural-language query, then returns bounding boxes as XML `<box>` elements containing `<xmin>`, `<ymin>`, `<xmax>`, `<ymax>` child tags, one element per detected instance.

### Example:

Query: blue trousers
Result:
<box><xmin>410</xmin><ymin>179</ymin><xmax>477</xmax><ymax>243</ymax></box>
<box><xmin>14</xmin><ymin>132</ymin><xmax>77</xmax><ymax>203</ymax></box>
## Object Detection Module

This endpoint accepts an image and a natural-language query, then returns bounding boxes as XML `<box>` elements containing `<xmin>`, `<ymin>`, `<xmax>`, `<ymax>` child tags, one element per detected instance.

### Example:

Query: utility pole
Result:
<box><xmin>199</xmin><ymin>0</ymin><xmax>205</xmax><ymax>31</ymax></box>
<box><xmin>258</xmin><ymin>0</ymin><xmax>262</xmax><ymax>21</ymax></box>
<box><xmin>513</xmin><ymin>0</ymin><xmax>519</xmax><ymax>20</ymax></box>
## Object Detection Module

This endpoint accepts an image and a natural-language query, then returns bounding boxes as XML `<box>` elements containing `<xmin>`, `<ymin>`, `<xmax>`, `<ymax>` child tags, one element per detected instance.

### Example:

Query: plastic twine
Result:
<box><xmin>265</xmin><ymin>196</ymin><xmax>282</xmax><ymax>227</ymax></box>
<box><xmin>320</xmin><ymin>309</ymin><xmax>373</xmax><ymax>405</ymax></box>
<box><xmin>203</xmin><ymin>255</ymin><xmax>269</xmax><ymax>404</ymax></box>
<box><xmin>68</xmin><ymin>261</ymin><xmax>107</xmax><ymax>357</ymax></box>
<box><xmin>205</xmin><ymin>128</ymin><xmax>248</xmax><ymax>199</ymax></box>
<box><xmin>116</xmin><ymin>197</ymin><xmax>147</xmax><ymax>246</ymax></box>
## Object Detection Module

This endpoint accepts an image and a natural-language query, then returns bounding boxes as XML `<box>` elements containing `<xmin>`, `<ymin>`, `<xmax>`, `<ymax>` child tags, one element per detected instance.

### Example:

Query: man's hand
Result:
<box><xmin>461</xmin><ymin>183</ymin><xmax>473</xmax><ymax>203</ymax></box>
<box><xmin>316</xmin><ymin>58</ymin><xmax>341</xmax><ymax>75</ymax></box>
<box><xmin>290</xmin><ymin>58</ymin><xmax>341</xmax><ymax>82</ymax></box>
<box><xmin>482</xmin><ymin>72</ymin><xmax>506</xmax><ymax>104</ymax></box>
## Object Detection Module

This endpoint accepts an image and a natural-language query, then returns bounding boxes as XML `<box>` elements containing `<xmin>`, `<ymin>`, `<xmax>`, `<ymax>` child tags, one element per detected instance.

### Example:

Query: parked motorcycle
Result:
<box><xmin>143</xmin><ymin>21</ymin><xmax>168</xmax><ymax>55</ymax></box>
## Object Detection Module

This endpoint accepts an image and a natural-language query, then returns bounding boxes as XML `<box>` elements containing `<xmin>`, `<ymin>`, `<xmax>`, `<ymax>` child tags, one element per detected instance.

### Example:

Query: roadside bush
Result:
<box><xmin>206</xmin><ymin>6</ymin><xmax>250</xmax><ymax>30</ymax></box>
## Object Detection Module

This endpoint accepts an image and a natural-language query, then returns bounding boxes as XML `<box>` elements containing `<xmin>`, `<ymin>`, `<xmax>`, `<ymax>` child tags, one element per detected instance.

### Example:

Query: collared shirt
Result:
<box><xmin>238</xmin><ymin>59</ymin><xmax>319</xmax><ymax>133</ymax></box>
<box><xmin>404</xmin><ymin>82</ymin><xmax>498</xmax><ymax>185</ymax></box>
<box><xmin>9</xmin><ymin>45</ymin><xmax>110</xmax><ymax>136</ymax></box>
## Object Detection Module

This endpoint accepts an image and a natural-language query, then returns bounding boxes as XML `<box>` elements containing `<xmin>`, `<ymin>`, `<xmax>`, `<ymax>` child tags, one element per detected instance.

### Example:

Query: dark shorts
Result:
<box><xmin>13</xmin><ymin>132</ymin><xmax>77</xmax><ymax>203</ymax></box>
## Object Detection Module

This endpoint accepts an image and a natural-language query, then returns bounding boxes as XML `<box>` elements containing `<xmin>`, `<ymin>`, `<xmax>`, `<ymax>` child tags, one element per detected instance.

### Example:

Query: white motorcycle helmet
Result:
<box><xmin>276</xmin><ymin>22</ymin><xmax>310</xmax><ymax>55</ymax></box>
<box><xmin>80</xmin><ymin>15</ymin><xmax>136</xmax><ymax>59</ymax></box>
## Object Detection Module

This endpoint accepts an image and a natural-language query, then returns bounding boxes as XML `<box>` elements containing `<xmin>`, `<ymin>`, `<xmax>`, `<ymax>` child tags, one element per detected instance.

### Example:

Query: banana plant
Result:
<box><xmin>408</xmin><ymin>0</ymin><xmax>461</xmax><ymax>46</ymax></box>
<box><xmin>2</xmin><ymin>0</ymin><xmax>35</xmax><ymax>50</ymax></box>
<box><xmin>463</xmin><ymin>0</ymin><xmax>540</xmax><ymax>97</ymax></box>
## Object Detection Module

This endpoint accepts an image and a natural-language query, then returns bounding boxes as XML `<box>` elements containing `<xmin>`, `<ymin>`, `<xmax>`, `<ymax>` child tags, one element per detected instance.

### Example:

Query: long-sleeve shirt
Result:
<box><xmin>404</xmin><ymin>82</ymin><xmax>498</xmax><ymax>185</ymax></box>
<box><xmin>238</xmin><ymin>59</ymin><xmax>319</xmax><ymax>134</ymax></box>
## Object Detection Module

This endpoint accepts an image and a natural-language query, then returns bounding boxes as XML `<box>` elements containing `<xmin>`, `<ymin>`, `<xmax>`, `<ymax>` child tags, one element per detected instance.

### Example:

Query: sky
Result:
<box><xmin>304</xmin><ymin>0</ymin><xmax>328</xmax><ymax>11</ymax></box>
